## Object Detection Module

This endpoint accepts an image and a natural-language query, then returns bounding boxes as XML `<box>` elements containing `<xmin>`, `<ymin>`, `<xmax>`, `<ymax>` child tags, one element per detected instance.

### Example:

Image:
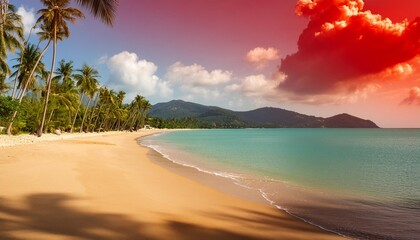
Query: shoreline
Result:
<box><xmin>140</xmin><ymin>131</ymin><xmax>349</xmax><ymax>239</ymax></box>
<box><xmin>0</xmin><ymin>130</ymin><xmax>343</xmax><ymax>239</ymax></box>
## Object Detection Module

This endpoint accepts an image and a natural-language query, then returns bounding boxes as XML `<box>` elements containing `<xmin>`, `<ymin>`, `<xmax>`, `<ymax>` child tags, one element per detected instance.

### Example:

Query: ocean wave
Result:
<box><xmin>141</xmin><ymin>142</ymin><xmax>243</xmax><ymax>181</ymax></box>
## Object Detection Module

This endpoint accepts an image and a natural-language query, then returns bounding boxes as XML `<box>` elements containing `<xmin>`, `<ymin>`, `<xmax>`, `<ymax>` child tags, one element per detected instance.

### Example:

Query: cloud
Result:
<box><xmin>163</xmin><ymin>62</ymin><xmax>232</xmax><ymax>102</ymax></box>
<box><xmin>165</xmin><ymin>62</ymin><xmax>232</xmax><ymax>86</ymax></box>
<box><xmin>227</xmin><ymin>72</ymin><xmax>286</xmax><ymax>102</ymax></box>
<box><xmin>246</xmin><ymin>47</ymin><xmax>280</xmax><ymax>69</ymax></box>
<box><xmin>279</xmin><ymin>0</ymin><xmax>420</xmax><ymax>95</ymax></box>
<box><xmin>401</xmin><ymin>87</ymin><xmax>420</xmax><ymax>105</ymax></box>
<box><xmin>106</xmin><ymin>51</ymin><xmax>172</xmax><ymax>100</ymax></box>
<box><xmin>17</xmin><ymin>6</ymin><xmax>37</xmax><ymax>36</ymax></box>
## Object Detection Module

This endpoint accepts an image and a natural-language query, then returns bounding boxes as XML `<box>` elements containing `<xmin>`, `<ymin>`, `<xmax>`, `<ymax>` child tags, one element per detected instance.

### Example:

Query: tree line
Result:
<box><xmin>0</xmin><ymin>0</ymin><xmax>156</xmax><ymax>135</ymax></box>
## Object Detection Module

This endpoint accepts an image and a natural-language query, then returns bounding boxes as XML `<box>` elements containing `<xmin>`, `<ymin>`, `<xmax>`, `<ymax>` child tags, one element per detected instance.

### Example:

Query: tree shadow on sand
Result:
<box><xmin>0</xmin><ymin>193</ymin><xmax>338</xmax><ymax>240</ymax></box>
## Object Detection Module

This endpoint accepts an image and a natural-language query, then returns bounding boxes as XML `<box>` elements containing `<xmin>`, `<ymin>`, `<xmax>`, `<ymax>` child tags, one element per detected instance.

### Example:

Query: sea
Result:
<box><xmin>141</xmin><ymin>129</ymin><xmax>420</xmax><ymax>240</ymax></box>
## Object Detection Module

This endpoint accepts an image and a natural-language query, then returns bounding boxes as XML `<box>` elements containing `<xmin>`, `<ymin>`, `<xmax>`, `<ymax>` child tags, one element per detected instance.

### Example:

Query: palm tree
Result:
<box><xmin>97</xmin><ymin>87</ymin><xmax>116</xmax><ymax>131</ymax></box>
<box><xmin>5</xmin><ymin>24</ymin><xmax>65</xmax><ymax>135</ymax></box>
<box><xmin>53</xmin><ymin>59</ymin><xmax>75</xmax><ymax>91</ymax></box>
<box><xmin>6</xmin><ymin>44</ymin><xmax>46</xmax><ymax>135</ymax></box>
<box><xmin>36</xmin><ymin>0</ymin><xmax>84</xmax><ymax>136</ymax></box>
<box><xmin>1</xmin><ymin>0</ymin><xmax>117</xmax><ymax>27</ymax></box>
<box><xmin>74</xmin><ymin>0</ymin><xmax>117</xmax><ymax>26</ymax></box>
<box><xmin>0</xmin><ymin>3</ymin><xmax>24</xmax><ymax>83</ymax></box>
<box><xmin>123</xmin><ymin>95</ymin><xmax>149</xmax><ymax>131</ymax></box>
<box><xmin>10</xmin><ymin>44</ymin><xmax>46</xmax><ymax>99</ymax></box>
<box><xmin>140</xmin><ymin>99</ymin><xmax>152</xmax><ymax>128</ymax></box>
<box><xmin>71</xmin><ymin>64</ymin><xmax>99</xmax><ymax>132</ymax></box>
<box><xmin>79</xmin><ymin>72</ymin><xmax>98</xmax><ymax>132</ymax></box>
<box><xmin>47</xmin><ymin>80</ymin><xmax>78</xmax><ymax>130</ymax></box>
<box><xmin>90</xmin><ymin>86</ymin><xmax>108</xmax><ymax>132</ymax></box>
<box><xmin>0</xmin><ymin>1</ymin><xmax>8</xmax><ymax>25</ymax></box>
<box><xmin>46</xmin><ymin>59</ymin><xmax>77</xmax><ymax>129</ymax></box>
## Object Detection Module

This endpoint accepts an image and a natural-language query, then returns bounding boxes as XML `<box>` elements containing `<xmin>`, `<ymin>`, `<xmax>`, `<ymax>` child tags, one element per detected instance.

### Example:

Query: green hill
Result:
<box><xmin>148</xmin><ymin>100</ymin><xmax>379</xmax><ymax>128</ymax></box>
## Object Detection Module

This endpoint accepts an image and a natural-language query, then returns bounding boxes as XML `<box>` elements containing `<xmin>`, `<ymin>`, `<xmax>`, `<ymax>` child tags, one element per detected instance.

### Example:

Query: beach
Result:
<box><xmin>0</xmin><ymin>130</ymin><xmax>342</xmax><ymax>239</ymax></box>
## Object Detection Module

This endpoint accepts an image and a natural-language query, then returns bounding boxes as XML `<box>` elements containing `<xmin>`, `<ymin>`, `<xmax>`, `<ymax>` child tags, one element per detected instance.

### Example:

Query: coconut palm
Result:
<box><xmin>79</xmin><ymin>76</ymin><xmax>98</xmax><ymax>132</ymax></box>
<box><xmin>89</xmin><ymin>86</ymin><xmax>107</xmax><ymax>132</ymax></box>
<box><xmin>10</xmin><ymin>44</ymin><xmax>46</xmax><ymax>98</ymax></box>
<box><xmin>70</xmin><ymin>64</ymin><xmax>99</xmax><ymax>132</ymax></box>
<box><xmin>0</xmin><ymin>3</ymin><xmax>24</xmax><ymax>83</ymax></box>
<box><xmin>123</xmin><ymin>94</ymin><xmax>149</xmax><ymax>131</ymax></box>
<box><xmin>52</xmin><ymin>59</ymin><xmax>76</xmax><ymax>91</ymax></box>
<box><xmin>47</xmin><ymin>80</ymin><xmax>78</xmax><ymax>130</ymax></box>
<box><xmin>46</xmin><ymin>59</ymin><xmax>77</xmax><ymax>129</ymax></box>
<box><xmin>0</xmin><ymin>1</ymin><xmax>8</xmax><ymax>25</ymax></box>
<box><xmin>140</xmin><ymin>99</ymin><xmax>152</xmax><ymax>128</ymax></box>
<box><xmin>11</xmin><ymin>25</ymin><xmax>63</xmax><ymax>101</ymax></box>
<box><xmin>97</xmin><ymin>87</ymin><xmax>116</xmax><ymax>131</ymax></box>
<box><xmin>74</xmin><ymin>0</ymin><xmax>117</xmax><ymax>26</ymax></box>
<box><xmin>6</xmin><ymin>44</ymin><xmax>46</xmax><ymax>135</ymax></box>
<box><xmin>5</xmin><ymin>24</ymin><xmax>67</xmax><ymax>135</ymax></box>
<box><xmin>36</xmin><ymin>0</ymin><xmax>84</xmax><ymax>136</ymax></box>
<box><xmin>1</xmin><ymin>0</ymin><xmax>117</xmax><ymax>27</ymax></box>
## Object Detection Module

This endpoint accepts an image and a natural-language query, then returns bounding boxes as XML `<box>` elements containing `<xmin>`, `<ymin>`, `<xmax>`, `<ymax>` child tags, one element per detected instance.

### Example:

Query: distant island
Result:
<box><xmin>148</xmin><ymin>100</ymin><xmax>379</xmax><ymax>128</ymax></box>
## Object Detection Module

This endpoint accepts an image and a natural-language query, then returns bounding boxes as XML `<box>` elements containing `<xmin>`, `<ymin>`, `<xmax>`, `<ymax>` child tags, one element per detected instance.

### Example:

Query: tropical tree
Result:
<box><xmin>10</xmin><ymin>44</ymin><xmax>46</xmax><ymax>99</ymax></box>
<box><xmin>139</xmin><ymin>99</ymin><xmax>152</xmax><ymax>128</ymax></box>
<box><xmin>79</xmin><ymin>70</ymin><xmax>99</xmax><ymax>132</ymax></box>
<box><xmin>71</xmin><ymin>64</ymin><xmax>99</xmax><ymax>132</ymax></box>
<box><xmin>96</xmin><ymin>87</ymin><xmax>116</xmax><ymax>131</ymax></box>
<box><xmin>47</xmin><ymin>82</ymin><xmax>78</xmax><ymax>131</ymax></box>
<box><xmin>122</xmin><ymin>95</ymin><xmax>150</xmax><ymax>131</ymax></box>
<box><xmin>52</xmin><ymin>59</ymin><xmax>75</xmax><ymax>91</ymax></box>
<box><xmin>36</xmin><ymin>0</ymin><xmax>84</xmax><ymax>136</ymax></box>
<box><xmin>47</xmin><ymin>59</ymin><xmax>78</xmax><ymax>130</ymax></box>
<box><xmin>5</xmin><ymin>44</ymin><xmax>46</xmax><ymax>135</ymax></box>
<box><xmin>74</xmin><ymin>0</ymin><xmax>117</xmax><ymax>26</ymax></box>
<box><xmin>0</xmin><ymin>1</ymin><xmax>8</xmax><ymax>26</ymax></box>
<box><xmin>86</xmin><ymin>85</ymin><xmax>103</xmax><ymax>132</ymax></box>
<box><xmin>111</xmin><ymin>90</ymin><xmax>125</xmax><ymax>129</ymax></box>
<box><xmin>0</xmin><ymin>3</ymin><xmax>24</xmax><ymax>90</ymax></box>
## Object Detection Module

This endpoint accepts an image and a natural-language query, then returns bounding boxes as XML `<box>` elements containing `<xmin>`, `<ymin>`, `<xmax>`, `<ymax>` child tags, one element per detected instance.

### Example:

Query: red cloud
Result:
<box><xmin>279</xmin><ymin>0</ymin><xmax>420</xmax><ymax>95</ymax></box>
<box><xmin>401</xmin><ymin>87</ymin><xmax>420</xmax><ymax>105</ymax></box>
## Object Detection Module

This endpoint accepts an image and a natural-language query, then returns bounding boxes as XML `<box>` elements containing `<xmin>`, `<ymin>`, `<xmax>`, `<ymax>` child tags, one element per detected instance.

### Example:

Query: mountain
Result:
<box><xmin>148</xmin><ymin>100</ymin><xmax>379</xmax><ymax>128</ymax></box>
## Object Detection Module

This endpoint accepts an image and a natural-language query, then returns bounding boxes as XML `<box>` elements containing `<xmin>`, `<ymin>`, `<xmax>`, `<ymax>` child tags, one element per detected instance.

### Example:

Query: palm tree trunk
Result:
<box><xmin>93</xmin><ymin>104</ymin><xmax>102</xmax><ymax>132</ymax></box>
<box><xmin>111</xmin><ymin>118</ymin><xmax>118</xmax><ymax>130</ymax></box>
<box><xmin>46</xmin><ymin>108</ymin><xmax>55</xmax><ymax>130</ymax></box>
<box><xmin>140</xmin><ymin>110</ymin><xmax>146</xmax><ymax>129</ymax></box>
<box><xmin>87</xmin><ymin>92</ymin><xmax>99</xmax><ymax>132</ymax></box>
<box><xmin>6</xmin><ymin>40</ymin><xmax>51</xmax><ymax>135</ymax></box>
<box><xmin>99</xmin><ymin>107</ymin><xmax>111</xmax><ymax>131</ymax></box>
<box><xmin>71</xmin><ymin>93</ymin><xmax>84</xmax><ymax>133</ymax></box>
<box><xmin>37</xmin><ymin>28</ymin><xmax>57</xmax><ymax>137</ymax></box>
<box><xmin>79</xmin><ymin>97</ymin><xmax>91</xmax><ymax>133</ymax></box>
<box><xmin>121</xmin><ymin>111</ymin><xmax>133</xmax><ymax>130</ymax></box>
<box><xmin>11</xmin><ymin>26</ymin><xmax>35</xmax><ymax>99</ymax></box>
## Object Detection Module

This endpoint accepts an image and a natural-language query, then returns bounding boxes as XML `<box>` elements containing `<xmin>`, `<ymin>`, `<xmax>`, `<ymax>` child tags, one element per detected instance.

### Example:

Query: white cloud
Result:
<box><xmin>227</xmin><ymin>72</ymin><xmax>286</xmax><ymax>100</ymax></box>
<box><xmin>163</xmin><ymin>62</ymin><xmax>234</xmax><ymax>104</ymax></box>
<box><xmin>245</xmin><ymin>47</ymin><xmax>280</xmax><ymax>69</ymax></box>
<box><xmin>165</xmin><ymin>62</ymin><xmax>232</xmax><ymax>86</ymax></box>
<box><xmin>106</xmin><ymin>51</ymin><xmax>173</xmax><ymax>100</ymax></box>
<box><xmin>17</xmin><ymin>6</ymin><xmax>37</xmax><ymax>36</ymax></box>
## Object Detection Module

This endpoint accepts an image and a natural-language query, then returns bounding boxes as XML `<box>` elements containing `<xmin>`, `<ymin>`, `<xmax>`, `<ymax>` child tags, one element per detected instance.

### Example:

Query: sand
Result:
<box><xmin>0</xmin><ymin>130</ymin><xmax>344</xmax><ymax>239</ymax></box>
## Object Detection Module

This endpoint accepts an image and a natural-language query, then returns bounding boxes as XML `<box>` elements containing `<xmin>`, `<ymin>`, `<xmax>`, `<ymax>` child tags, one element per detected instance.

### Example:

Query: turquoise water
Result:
<box><xmin>143</xmin><ymin>129</ymin><xmax>420</xmax><ymax>239</ymax></box>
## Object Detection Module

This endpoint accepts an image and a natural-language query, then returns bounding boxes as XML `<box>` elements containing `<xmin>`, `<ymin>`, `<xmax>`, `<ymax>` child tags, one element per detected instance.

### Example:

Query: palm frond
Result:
<box><xmin>75</xmin><ymin>0</ymin><xmax>117</xmax><ymax>26</ymax></box>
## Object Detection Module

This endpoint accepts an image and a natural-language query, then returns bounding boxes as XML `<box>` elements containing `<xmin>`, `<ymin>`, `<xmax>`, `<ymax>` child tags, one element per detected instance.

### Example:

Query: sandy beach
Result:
<box><xmin>0</xmin><ymin>130</ymin><xmax>343</xmax><ymax>239</ymax></box>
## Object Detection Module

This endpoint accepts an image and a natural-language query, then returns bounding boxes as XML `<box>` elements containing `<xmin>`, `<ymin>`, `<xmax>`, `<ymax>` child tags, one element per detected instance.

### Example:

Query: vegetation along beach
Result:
<box><xmin>1</xmin><ymin>0</ymin><xmax>419</xmax><ymax>239</ymax></box>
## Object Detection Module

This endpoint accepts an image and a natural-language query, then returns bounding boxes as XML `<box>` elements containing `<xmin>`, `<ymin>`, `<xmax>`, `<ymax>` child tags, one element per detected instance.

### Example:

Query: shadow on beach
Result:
<box><xmin>284</xmin><ymin>198</ymin><xmax>420</xmax><ymax>240</ymax></box>
<box><xmin>0</xmin><ymin>193</ymin><xmax>338</xmax><ymax>240</ymax></box>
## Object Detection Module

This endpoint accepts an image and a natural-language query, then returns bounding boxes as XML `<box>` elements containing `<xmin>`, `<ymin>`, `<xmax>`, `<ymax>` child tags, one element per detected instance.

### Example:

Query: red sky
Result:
<box><xmin>14</xmin><ymin>0</ymin><xmax>420</xmax><ymax>127</ymax></box>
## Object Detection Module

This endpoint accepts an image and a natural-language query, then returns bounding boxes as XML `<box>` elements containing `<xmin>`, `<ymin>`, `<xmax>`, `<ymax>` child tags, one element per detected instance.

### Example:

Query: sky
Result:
<box><xmin>9</xmin><ymin>0</ymin><xmax>420</xmax><ymax>127</ymax></box>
